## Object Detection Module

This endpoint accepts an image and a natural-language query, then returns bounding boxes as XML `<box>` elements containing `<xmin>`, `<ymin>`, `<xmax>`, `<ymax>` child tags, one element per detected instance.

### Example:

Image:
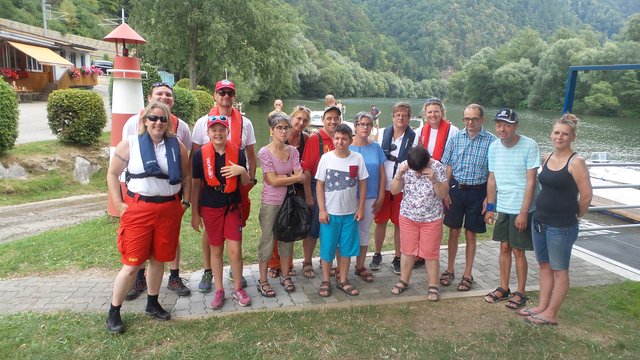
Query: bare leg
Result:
<box><xmin>373</xmin><ymin>222</ymin><xmax>386</xmax><ymax>253</ymax></box>
<box><xmin>338</xmin><ymin>256</ymin><xmax>351</xmax><ymax>284</ymax></box>
<box><xmin>169</xmin><ymin>243</ymin><xmax>180</xmax><ymax>271</ymax></box>
<box><xmin>321</xmin><ymin>257</ymin><xmax>333</xmax><ymax>283</ymax></box>
<box><xmin>146</xmin><ymin>257</ymin><xmax>164</xmax><ymax>296</ymax></box>
<box><xmin>111</xmin><ymin>264</ymin><xmax>140</xmax><ymax>306</ymax></box>
<box><xmin>227</xmin><ymin>241</ymin><xmax>243</xmax><ymax>290</ymax></box>
<box><xmin>446</xmin><ymin>227</ymin><xmax>461</xmax><ymax>273</ymax></box>
<box><xmin>202</xmin><ymin>230</ymin><xmax>211</xmax><ymax>269</ymax></box>
<box><xmin>462</xmin><ymin>230</ymin><xmax>477</xmax><ymax>278</ymax></box>
<box><xmin>393</xmin><ymin>225</ymin><xmax>401</xmax><ymax>257</ymax></box>
<box><xmin>537</xmin><ymin>270</ymin><xmax>569</xmax><ymax>323</ymax></box>
<box><xmin>280</xmin><ymin>255</ymin><xmax>291</xmax><ymax>278</ymax></box>
<box><xmin>303</xmin><ymin>236</ymin><xmax>318</xmax><ymax>264</ymax></box>
<box><xmin>210</xmin><ymin>245</ymin><xmax>225</xmax><ymax>291</ymax></box>
<box><xmin>499</xmin><ymin>242</ymin><xmax>512</xmax><ymax>291</ymax></box>
<box><xmin>530</xmin><ymin>262</ymin><xmax>553</xmax><ymax>314</ymax></box>
<box><xmin>426</xmin><ymin>259</ymin><xmax>439</xmax><ymax>288</ymax></box>
<box><xmin>513</xmin><ymin>248</ymin><xmax>528</xmax><ymax>294</ymax></box>
<box><xmin>355</xmin><ymin>245</ymin><xmax>368</xmax><ymax>269</ymax></box>
<box><xmin>400</xmin><ymin>254</ymin><xmax>415</xmax><ymax>285</ymax></box>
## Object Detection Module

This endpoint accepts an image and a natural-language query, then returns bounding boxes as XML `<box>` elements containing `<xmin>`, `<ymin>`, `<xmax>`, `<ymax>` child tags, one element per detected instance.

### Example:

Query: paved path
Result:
<box><xmin>0</xmin><ymin>242</ymin><xmax>629</xmax><ymax>317</ymax></box>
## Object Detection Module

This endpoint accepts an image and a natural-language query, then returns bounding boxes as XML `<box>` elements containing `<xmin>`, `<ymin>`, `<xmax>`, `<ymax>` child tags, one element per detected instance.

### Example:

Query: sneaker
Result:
<box><xmin>144</xmin><ymin>304</ymin><xmax>171</xmax><ymax>321</ymax></box>
<box><xmin>228</xmin><ymin>269</ymin><xmax>248</xmax><ymax>288</ymax></box>
<box><xmin>198</xmin><ymin>271</ymin><xmax>213</xmax><ymax>293</ymax></box>
<box><xmin>392</xmin><ymin>256</ymin><xmax>401</xmax><ymax>275</ymax></box>
<box><xmin>210</xmin><ymin>289</ymin><xmax>225</xmax><ymax>310</ymax></box>
<box><xmin>167</xmin><ymin>277</ymin><xmax>191</xmax><ymax>296</ymax></box>
<box><xmin>233</xmin><ymin>288</ymin><xmax>252</xmax><ymax>307</ymax></box>
<box><xmin>125</xmin><ymin>278</ymin><xmax>147</xmax><ymax>301</ymax></box>
<box><xmin>106</xmin><ymin>312</ymin><xmax>125</xmax><ymax>334</ymax></box>
<box><xmin>369</xmin><ymin>253</ymin><xmax>382</xmax><ymax>270</ymax></box>
<box><xmin>414</xmin><ymin>256</ymin><xmax>425</xmax><ymax>268</ymax></box>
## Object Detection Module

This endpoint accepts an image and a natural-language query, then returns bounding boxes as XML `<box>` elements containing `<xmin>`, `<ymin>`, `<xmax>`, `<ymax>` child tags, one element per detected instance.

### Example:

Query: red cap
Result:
<box><xmin>207</xmin><ymin>116</ymin><xmax>230</xmax><ymax>128</ymax></box>
<box><xmin>215</xmin><ymin>79</ymin><xmax>235</xmax><ymax>92</ymax></box>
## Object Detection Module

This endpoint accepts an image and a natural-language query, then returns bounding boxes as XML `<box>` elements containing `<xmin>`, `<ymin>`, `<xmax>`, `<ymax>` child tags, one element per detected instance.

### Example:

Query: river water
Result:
<box><xmin>243</xmin><ymin>98</ymin><xmax>640</xmax><ymax>162</ymax></box>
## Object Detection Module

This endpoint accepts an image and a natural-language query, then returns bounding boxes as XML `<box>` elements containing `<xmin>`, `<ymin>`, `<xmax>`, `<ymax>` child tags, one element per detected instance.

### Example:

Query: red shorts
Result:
<box><xmin>374</xmin><ymin>191</ymin><xmax>402</xmax><ymax>226</ymax></box>
<box><xmin>399</xmin><ymin>215</ymin><xmax>443</xmax><ymax>260</ymax></box>
<box><xmin>201</xmin><ymin>205</ymin><xmax>243</xmax><ymax>246</ymax></box>
<box><xmin>117</xmin><ymin>196</ymin><xmax>183</xmax><ymax>266</ymax></box>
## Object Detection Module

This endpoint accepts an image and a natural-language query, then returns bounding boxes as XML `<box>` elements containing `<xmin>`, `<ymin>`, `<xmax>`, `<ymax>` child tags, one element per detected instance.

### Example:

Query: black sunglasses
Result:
<box><xmin>150</xmin><ymin>82</ymin><xmax>173</xmax><ymax>91</ymax></box>
<box><xmin>425</xmin><ymin>97</ymin><xmax>443</xmax><ymax>105</ymax></box>
<box><xmin>146</xmin><ymin>115</ymin><xmax>168</xmax><ymax>123</ymax></box>
<box><xmin>217</xmin><ymin>90</ymin><xmax>235</xmax><ymax>97</ymax></box>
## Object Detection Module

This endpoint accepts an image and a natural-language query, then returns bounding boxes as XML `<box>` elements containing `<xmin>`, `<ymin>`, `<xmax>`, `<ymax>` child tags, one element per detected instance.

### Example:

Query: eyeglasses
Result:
<box><xmin>463</xmin><ymin>117</ymin><xmax>482</xmax><ymax>122</ymax></box>
<box><xmin>150</xmin><ymin>82</ymin><xmax>173</xmax><ymax>91</ymax></box>
<box><xmin>273</xmin><ymin>125</ymin><xmax>292</xmax><ymax>132</ymax></box>
<box><xmin>217</xmin><ymin>90</ymin><xmax>235</xmax><ymax>97</ymax></box>
<box><xmin>424</xmin><ymin>97</ymin><xmax>442</xmax><ymax>105</ymax></box>
<box><xmin>357</xmin><ymin>122</ymin><xmax>374</xmax><ymax>128</ymax></box>
<box><xmin>146</xmin><ymin>115</ymin><xmax>168</xmax><ymax>123</ymax></box>
<box><xmin>209</xmin><ymin>116</ymin><xmax>228</xmax><ymax>121</ymax></box>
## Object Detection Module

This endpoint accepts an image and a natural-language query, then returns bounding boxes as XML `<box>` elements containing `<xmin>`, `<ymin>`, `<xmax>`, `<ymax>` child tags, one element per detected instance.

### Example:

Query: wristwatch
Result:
<box><xmin>251</xmin><ymin>178</ymin><xmax>258</xmax><ymax>185</ymax></box>
<box><xmin>181</xmin><ymin>201</ymin><xmax>191</xmax><ymax>209</ymax></box>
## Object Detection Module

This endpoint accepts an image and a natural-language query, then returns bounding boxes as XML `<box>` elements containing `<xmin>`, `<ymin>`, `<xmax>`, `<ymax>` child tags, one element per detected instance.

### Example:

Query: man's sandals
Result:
<box><xmin>268</xmin><ymin>268</ymin><xmax>280</xmax><ymax>278</ymax></box>
<box><xmin>427</xmin><ymin>286</ymin><xmax>440</xmax><ymax>301</ymax></box>
<box><xmin>439</xmin><ymin>271</ymin><xmax>455</xmax><ymax>286</ymax></box>
<box><xmin>302</xmin><ymin>261</ymin><xmax>315</xmax><ymax>278</ymax></box>
<box><xmin>280</xmin><ymin>276</ymin><xmax>296</xmax><ymax>293</ymax></box>
<box><xmin>337</xmin><ymin>281</ymin><xmax>359</xmax><ymax>296</ymax></box>
<box><xmin>318</xmin><ymin>281</ymin><xmax>331</xmax><ymax>297</ymax></box>
<box><xmin>505</xmin><ymin>291</ymin><xmax>528</xmax><ymax>309</ymax></box>
<box><xmin>484</xmin><ymin>287</ymin><xmax>511</xmax><ymax>303</ymax></box>
<box><xmin>391</xmin><ymin>280</ymin><xmax>409</xmax><ymax>295</ymax></box>
<box><xmin>355</xmin><ymin>267</ymin><xmax>374</xmax><ymax>282</ymax></box>
<box><xmin>457</xmin><ymin>276</ymin><xmax>474</xmax><ymax>291</ymax></box>
<box><xmin>257</xmin><ymin>280</ymin><xmax>276</xmax><ymax>298</ymax></box>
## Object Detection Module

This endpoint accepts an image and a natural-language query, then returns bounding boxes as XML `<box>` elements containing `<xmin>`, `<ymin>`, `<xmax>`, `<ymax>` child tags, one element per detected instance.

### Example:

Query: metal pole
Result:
<box><xmin>42</xmin><ymin>0</ymin><xmax>48</xmax><ymax>36</ymax></box>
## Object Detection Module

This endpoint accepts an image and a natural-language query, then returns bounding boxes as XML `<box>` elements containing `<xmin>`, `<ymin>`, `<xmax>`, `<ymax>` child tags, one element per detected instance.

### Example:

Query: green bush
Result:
<box><xmin>191</xmin><ymin>90</ymin><xmax>214</xmax><ymax>121</ymax></box>
<box><xmin>172</xmin><ymin>87</ymin><xmax>196</xmax><ymax>124</ymax></box>
<box><xmin>0</xmin><ymin>81</ymin><xmax>19</xmax><ymax>154</ymax></box>
<box><xmin>47</xmin><ymin>89</ymin><xmax>107</xmax><ymax>145</ymax></box>
<box><xmin>174</xmin><ymin>78</ymin><xmax>190</xmax><ymax>89</ymax></box>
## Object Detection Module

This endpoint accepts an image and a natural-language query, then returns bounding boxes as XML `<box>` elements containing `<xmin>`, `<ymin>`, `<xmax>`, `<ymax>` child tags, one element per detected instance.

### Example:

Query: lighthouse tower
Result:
<box><xmin>103</xmin><ymin>23</ymin><xmax>147</xmax><ymax>216</ymax></box>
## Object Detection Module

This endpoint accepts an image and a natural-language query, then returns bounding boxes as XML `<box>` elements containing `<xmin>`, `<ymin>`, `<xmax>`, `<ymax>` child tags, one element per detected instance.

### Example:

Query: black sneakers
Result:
<box><xmin>167</xmin><ymin>277</ymin><xmax>191</xmax><ymax>296</ymax></box>
<box><xmin>392</xmin><ymin>256</ymin><xmax>401</xmax><ymax>275</ymax></box>
<box><xmin>125</xmin><ymin>278</ymin><xmax>147</xmax><ymax>301</ymax></box>
<box><xmin>144</xmin><ymin>304</ymin><xmax>171</xmax><ymax>321</ymax></box>
<box><xmin>106</xmin><ymin>311</ymin><xmax>125</xmax><ymax>334</ymax></box>
<box><xmin>369</xmin><ymin>253</ymin><xmax>382</xmax><ymax>270</ymax></box>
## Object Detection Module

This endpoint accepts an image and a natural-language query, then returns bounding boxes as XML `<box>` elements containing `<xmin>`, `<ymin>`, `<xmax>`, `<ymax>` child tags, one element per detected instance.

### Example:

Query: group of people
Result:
<box><xmin>105</xmin><ymin>79</ymin><xmax>593</xmax><ymax>334</ymax></box>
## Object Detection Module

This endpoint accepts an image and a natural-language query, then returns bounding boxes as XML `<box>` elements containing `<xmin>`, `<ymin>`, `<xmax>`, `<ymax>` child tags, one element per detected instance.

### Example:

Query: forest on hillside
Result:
<box><xmin>2</xmin><ymin>0</ymin><xmax>639</xmax><ymax>114</ymax></box>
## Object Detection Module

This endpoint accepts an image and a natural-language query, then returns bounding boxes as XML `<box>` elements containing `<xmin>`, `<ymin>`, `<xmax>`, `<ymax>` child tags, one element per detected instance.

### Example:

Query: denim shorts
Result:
<box><xmin>532</xmin><ymin>220</ymin><xmax>579</xmax><ymax>271</ymax></box>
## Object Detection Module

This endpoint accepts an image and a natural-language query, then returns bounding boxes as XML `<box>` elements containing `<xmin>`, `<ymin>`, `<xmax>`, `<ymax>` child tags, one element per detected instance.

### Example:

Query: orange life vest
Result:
<box><xmin>201</xmin><ymin>142</ymin><xmax>240</xmax><ymax>193</ymax></box>
<box><xmin>420</xmin><ymin>119</ymin><xmax>451</xmax><ymax>161</ymax></box>
<box><xmin>208</xmin><ymin>106</ymin><xmax>243</xmax><ymax>148</ymax></box>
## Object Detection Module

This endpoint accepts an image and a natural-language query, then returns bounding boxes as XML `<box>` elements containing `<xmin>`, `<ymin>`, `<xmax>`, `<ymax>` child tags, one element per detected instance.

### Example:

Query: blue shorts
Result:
<box><xmin>308</xmin><ymin>182</ymin><xmax>320</xmax><ymax>239</ymax></box>
<box><xmin>319</xmin><ymin>214</ymin><xmax>360</xmax><ymax>262</ymax></box>
<box><xmin>532</xmin><ymin>220</ymin><xmax>578</xmax><ymax>271</ymax></box>
<box><xmin>443</xmin><ymin>185</ymin><xmax>486</xmax><ymax>233</ymax></box>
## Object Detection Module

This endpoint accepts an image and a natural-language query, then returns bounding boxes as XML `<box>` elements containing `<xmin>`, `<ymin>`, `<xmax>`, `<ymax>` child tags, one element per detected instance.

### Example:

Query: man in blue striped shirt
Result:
<box><xmin>440</xmin><ymin>104</ymin><xmax>497</xmax><ymax>292</ymax></box>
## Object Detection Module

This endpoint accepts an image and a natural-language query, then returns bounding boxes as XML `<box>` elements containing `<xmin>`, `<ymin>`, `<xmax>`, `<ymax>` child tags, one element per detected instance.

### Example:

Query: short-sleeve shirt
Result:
<box><xmin>349</xmin><ymin>142</ymin><xmax>386</xmax><ymax>199</ymax></box>
<box><xmin>301</xmin><ymin>130</ymin><xmax>334</xmax><ymax>178</ymax></box>
<box><xmin>399</xmin><ymin>160</ymin><xmax>447</xmax><ymax>222</ymax></box>
<box><xmin>441</xmin><ymin>127</ymin><xmax>497</xmax><ymax>185</ymax></box>
<box><xmin>191</xmin><ymin>113</ymin><xmax>256</xmax><ymax>150</ymax></box>
<box><xmin>488</xmin><ymin>135</ymin><xmax>540</xmax><ymax>214</ymax></box>
<box><xmin>122</xmin><ymin>113</ymin><xmax>192</xmax><ymax>150</ymax></box>
<box><xmin>257</xmin><ymin>145</ymin><xmax>302</xmax><ymax>206</ymax></box>
<box><xmin>315</xmin><ymin>151</ymin><xmax>369</xmax><ymax>215</ymax></box>
<box><xmin>378</xmin><ymin>127</ymin><xmax>420</xmax><ymax>190</ymax></box>
<box><xmin>192</xmin><ymin>148</ymin><xmax>247</xmax><ymax>208</ymax></box>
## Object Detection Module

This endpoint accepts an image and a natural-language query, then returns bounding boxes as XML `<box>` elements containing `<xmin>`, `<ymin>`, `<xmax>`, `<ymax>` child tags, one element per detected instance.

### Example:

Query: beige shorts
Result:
<box><xmin>257</xmin><ymin>203</ymin><xmax>294</xmax><ymax>262</ymax></box>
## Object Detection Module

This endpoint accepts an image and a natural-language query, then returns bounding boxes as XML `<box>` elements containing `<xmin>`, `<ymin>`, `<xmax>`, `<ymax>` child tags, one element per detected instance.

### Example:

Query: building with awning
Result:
<box><xmin>0</xmin><ymin>18</ymin><xmax>115</xmax><ymax>99</ymax></box>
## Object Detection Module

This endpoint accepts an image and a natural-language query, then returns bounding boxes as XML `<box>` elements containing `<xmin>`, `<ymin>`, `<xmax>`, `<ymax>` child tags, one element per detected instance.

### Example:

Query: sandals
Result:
<box><xmin>302</xmin><ymin>261</ymin><xmax>315</xmax><ymax>278</ymax></box>
<box><xmin>457</xmin><ymin>276</ymin><xmax>474</xmax><ymax>291</ymax></box>
<box><xmin>427</xmin><ymin>286</ymin><xmax>440</xmax><ymax>301</ymax></box>
<box><xmin>517</xmin><ymin>307</ymin><xmax>538</xmax><ymax>317</ymax></box>
<box><xmin>268</xmin><ymin>268</ymin><xmax>280</xmax><ymax>278</ymax></box>
<box><xmin>318</xmin><ymin>281</ymin><xmax>331</xmax><ymax>297</ymax></box>
<box><xmin>280</xmin><ymin>276</ymin><xmax>296</xmax><ymax>293</ymax></box>
<box><xmin>484</xmin><ymin>287</ymin><xmax>511</xmax><ymax>303</ymax></box>
<box><xmin>337</xmin><ymin>281</ymin><xmax>359</xmax><ymax>296</ymax></box>
<box><xmin>439</xmin><ymin>271</ymin><xmax>455</xmax><ymax>286</ymax></box>
<box><xmin>524</xmin><ymin>314</ymin><xmax>558</xmax><ymax>326</ymax></box>
<box><xmin>355</xmin><ymin>267</ymin><xmax>374</xmax><ymax>283</ymax></box>
<box><xmin>505</xmin><ymin>291</ymin><xmax>528</xmax><ymax>309</ymax></box>
<box><xmin>391</xmin><ymin>280</ymin><xmax>409</xmax><ymax>295</ymax></box>
<box><xmin>257</xmin><ymin>280</ymin><xmax>276</xmax><ymax>298</ymax></box>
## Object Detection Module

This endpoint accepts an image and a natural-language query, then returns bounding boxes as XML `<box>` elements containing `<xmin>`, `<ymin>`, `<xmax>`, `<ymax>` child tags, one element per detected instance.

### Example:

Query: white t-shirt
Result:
<box><xmin>122</xmin><ymin>113</ymin><xmax>192</xmax><ymax>150</ymax></box>
<box><xmin>315</xmin><ymin>151</ymin><xmax>369</xmax><ymax>215</ymax></box>
<box><xmin>191</xmin><ymin>113</ymin><xmax>256</xmax><ymax>150</ymax></box>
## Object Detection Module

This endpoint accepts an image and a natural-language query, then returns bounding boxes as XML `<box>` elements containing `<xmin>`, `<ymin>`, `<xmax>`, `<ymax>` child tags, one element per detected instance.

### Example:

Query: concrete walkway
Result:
<box><xmin>0</xmin><ymin>242</ymin><xmax>629</xmax><ymax>317</ymax></box>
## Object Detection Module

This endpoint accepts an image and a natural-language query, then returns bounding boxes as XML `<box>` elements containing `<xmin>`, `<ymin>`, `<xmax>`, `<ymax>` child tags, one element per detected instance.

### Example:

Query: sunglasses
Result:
<box><xmin>150</xmin><ymin>82</ymin><xmax>173</xmax><ymax>91</ymax></box>
<box><xmin>425</xmin><ymin>97</ymin><xmax>443</xmax><ymax>105</ymax></box>
<box><xmin>146</xmin><ymin>115</ymin><xmax>168</xmax><ymax>123</ymax></box>
<box><xmin>217</xmin><ymin>90</ymin><xmax>235</xmax><ymax>97</ymax></box>
<box><xmin>296</xmin><ymin>105</ymin><xmax>311</xmax><ymax>112</ymax></box>
<box><xmin>209</xmin><ymin>115</ymin><xmax>228</xmax><ymax>121</ymax></box>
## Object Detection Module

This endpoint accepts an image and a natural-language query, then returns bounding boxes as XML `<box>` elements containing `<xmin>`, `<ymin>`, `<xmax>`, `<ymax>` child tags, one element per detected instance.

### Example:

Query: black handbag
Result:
<box><xmin>273</xmin><ymin>186</ymin><xmax>311</xmax><ymax>243</ymax></box>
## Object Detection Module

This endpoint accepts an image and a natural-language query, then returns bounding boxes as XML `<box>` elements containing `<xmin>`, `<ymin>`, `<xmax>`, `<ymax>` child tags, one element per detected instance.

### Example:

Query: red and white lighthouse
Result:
<box><xmin>103</xmin><ymin>23</ymin><xmax>147</xmax><ymax>216</ymax></box>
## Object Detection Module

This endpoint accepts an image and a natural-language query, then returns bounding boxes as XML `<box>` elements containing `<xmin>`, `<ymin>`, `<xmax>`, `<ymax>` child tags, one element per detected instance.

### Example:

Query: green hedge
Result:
<box><xmin>191</xmin><ymin>90</ymin><xmax>214</xmax><ymax>122</ymax></box>
<box><xmin>174</xmin><ymin>78</ymin><xmax>190</xmax><ymax>89</ymax></box>
<box><xmin>47</xmin><ymin>89</ymin><xmax>107</xmax><ymax>145</ymax></box>
<box><xmin>172</xmin><ymin>87</ymin><xmax>196</xmax><ymax>125</ymax></box>
<box><xmin>0</xmin><ymin>81</ymin><xmax>19</xmax><ymax>154</ymax></box>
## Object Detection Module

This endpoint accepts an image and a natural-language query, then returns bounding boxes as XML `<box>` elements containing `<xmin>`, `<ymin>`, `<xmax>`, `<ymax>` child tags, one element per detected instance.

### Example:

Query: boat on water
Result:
<box><xmin>307</xmin><ymin>110</ymin><xmax>354</xmax><ymax>133</ymax></box>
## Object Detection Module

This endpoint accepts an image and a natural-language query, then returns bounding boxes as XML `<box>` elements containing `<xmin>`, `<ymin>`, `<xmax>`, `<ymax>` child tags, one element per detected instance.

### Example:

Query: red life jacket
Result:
<box><xmin>208</xmin><ymin>106</ymin><xmax>243</xmax><ymax>148</ymax></box>
<box><xmin>139</xmin><ymin>109</ymin><xmax>179</xmax><ymax>133</ymax></box>
<box><xmin>420</xmin><ymin>119</ymin><xmax>451</xmax><ymax>161</ymax></box>
<box><xmin>201</xmin><ymin>142</ymin><xmax>240</xmax><ymax>193</ymax></box>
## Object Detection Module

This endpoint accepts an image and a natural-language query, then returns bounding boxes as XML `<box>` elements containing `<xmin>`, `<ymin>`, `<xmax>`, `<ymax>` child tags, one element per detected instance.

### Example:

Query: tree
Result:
<box><xmin>621</xmin><ymin>13</ymin><xmax>640</xmax><ymax>42</ymax></box>
<box><xmin>491</xmin><ymin>59</ymin><xmax>535</xmax><ymax>107</ymax></box>
<box><xmin>584</xmin><ymin>81</ymin><xmax>620</xmax><ymax>115</ymax></box>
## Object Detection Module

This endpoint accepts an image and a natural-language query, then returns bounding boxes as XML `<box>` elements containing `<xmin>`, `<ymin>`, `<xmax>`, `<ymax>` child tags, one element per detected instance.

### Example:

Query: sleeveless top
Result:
<box><xmin>534</xmin><ymin>152</ymin><xmax>579</xmax><ymax>227</ymax></box>
<box><xmin>126</xmin><ymin>135</ymin><xmax>182</xmax><ymax>197</ymax></box>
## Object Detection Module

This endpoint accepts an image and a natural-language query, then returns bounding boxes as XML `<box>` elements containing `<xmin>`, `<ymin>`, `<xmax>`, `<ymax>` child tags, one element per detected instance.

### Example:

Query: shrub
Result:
<box><xmin>174</xmin><ymin>78</ymin><xmax>190</xmax><ymax>89</ymax></box>
<box><xmin>0</xmin><ymin>81</ymin><xmax>19</xmax><ymax>154</ymax></box>
<box><xmin>191</xmin><ymin>90</ymin><xmax>214</xmax><ymax>121</ymax></box>
<box><xmin>47</xmin><ymin>89</ymin><xmax>107</xmax><ymax>145</ymax></box>
<box><xmin>172</xmin><ymin>87</ymin><xmax>196</xmax><ymax>124</ymax></box>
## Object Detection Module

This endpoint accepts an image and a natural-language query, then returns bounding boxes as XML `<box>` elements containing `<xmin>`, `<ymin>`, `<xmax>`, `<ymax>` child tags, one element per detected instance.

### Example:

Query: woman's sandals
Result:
<box><xmin>484</xmin><ymin>287</ymin><xmax>511</xmax><ymax>303</ymax></box>
<box><xmin>457</xmin><ymin>276</ymin><xmax>474</xmax><ymax>291</ymax></box>
<box><xmin>391</xmin><ymin>280</ymin><xmax>409</xmax><ymax>295</ymax></box>
<box><xmin>427</xmin><ymin>286</ymin><xmax>440</xmax><ymax>301</ymax></box>
<box><xmin>439</xmin><ymin>271</ymin><xmax>455</xmax><ymax>286</ymax></box>
<box><xmin>355</xmin><ymin>267</ymin><xmax>374</xmax><ymax>282</ymax></box>
<box><xmin>318</xmin><ymin>281</ymin><xmax>331</xmax><ymax>297</ymax></box>
<box><xmin>280</xmin><ymin>276</ymin><xmax>296</xmax><ymax>293</ymax></box>
<box><xmin>337</xmin><ymin>281</ymin><xmax>359</xmax><ymax>296</ymax></box>
<box><xmin>257</xmin><ymin>279</ymin><xmax>276</xmax><ymax>298</ymax></box>
<box><xmin>302</xmin><ymin>261</ymin><xmax>315</xmax><ymax>278</ymax></box>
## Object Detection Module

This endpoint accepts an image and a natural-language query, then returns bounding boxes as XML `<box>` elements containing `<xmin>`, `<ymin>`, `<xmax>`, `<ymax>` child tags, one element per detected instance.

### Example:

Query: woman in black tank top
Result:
<box><xmin>523</xmin><ymin>114</ymin><xmax>592</xmax><ymax>326</ymax></box>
